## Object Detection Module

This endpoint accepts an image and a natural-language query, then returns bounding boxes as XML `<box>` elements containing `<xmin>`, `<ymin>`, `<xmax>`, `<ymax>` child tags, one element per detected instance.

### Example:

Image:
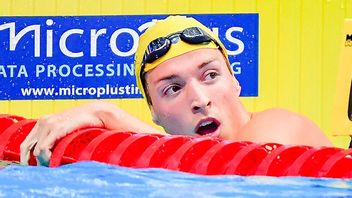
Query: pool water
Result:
<box><xmin>0</xmin><ymin>161</ymin><xmax>351</xmax><ymax>197</ymax></box>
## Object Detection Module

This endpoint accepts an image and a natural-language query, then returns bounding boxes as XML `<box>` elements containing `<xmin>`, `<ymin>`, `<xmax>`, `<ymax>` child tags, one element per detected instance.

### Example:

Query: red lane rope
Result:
<box><xmin>0</xmin><ymin>115</ymin><xmax>351</xmax><ymax>178</ymax></box>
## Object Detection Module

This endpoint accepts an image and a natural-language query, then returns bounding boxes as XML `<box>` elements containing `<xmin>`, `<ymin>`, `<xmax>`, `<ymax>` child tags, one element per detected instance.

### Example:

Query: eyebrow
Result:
<box><xmin>198</xmin><ymin>58</ymin><xmax>216</xmax><ymax>70</ymax></box>
<box><xmin>156</xmin><ymin>58</ymin><xmax>216</xmax><ymax>83</ymax></box>
<box><xmin>157</xmin><ymin>74</ymin><xmax>178</xmax><ymax>83</ymax></box>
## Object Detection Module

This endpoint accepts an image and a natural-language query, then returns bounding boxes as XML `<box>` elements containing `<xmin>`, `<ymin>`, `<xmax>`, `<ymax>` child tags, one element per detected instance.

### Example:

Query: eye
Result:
<box><xmin>204</xmin><ymin>71</ymin><xmax>219</xmax><ymax>81</ymax></box>
<box><xmin>163</xmin><ymin>84</ymin><xmax>181</xmax><ymax>96</ymax></box>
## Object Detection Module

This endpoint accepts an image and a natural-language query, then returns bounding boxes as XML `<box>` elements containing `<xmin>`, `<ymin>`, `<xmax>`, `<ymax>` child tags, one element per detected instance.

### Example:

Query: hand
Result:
<box><xmin>20</xmin><ymin>100</ymin><xmax>164</xmax><ymax>166</ymax></box>
<box><xmin>20</xmin><ymin>101</ymin><xmax>106</xmax><ymax>165</ymax></box>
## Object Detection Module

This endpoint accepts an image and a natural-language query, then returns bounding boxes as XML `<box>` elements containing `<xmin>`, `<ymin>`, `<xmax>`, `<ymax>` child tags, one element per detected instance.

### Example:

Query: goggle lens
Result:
<box><xmin>145</xmin><ymin>37</ymin><xmax>171</xmax><ymax>63</ymax></box>
<box><xmin>180</xmin><ymin>27</ymin><xmax>212</xmax><ymax>44</ymax></box>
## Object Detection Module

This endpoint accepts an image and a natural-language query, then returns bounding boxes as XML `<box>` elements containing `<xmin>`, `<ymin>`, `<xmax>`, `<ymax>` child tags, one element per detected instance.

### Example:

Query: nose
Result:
<box><xmin>188</xmin><ymin>82</ymin><xmax>212</xmax><ymax>114</ymax></box>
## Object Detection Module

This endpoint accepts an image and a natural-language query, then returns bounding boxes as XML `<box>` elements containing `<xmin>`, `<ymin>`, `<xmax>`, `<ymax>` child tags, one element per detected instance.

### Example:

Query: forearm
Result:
<box><xmin>91</xmin><ymin>100</ymin><xmax>165</xmax><ymax>134</ymax></box>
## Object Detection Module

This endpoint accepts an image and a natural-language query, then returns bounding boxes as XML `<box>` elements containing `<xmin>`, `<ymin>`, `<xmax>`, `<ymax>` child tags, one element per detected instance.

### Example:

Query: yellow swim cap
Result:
<box><xmin>135</xmin><ymin>15</ymin><xmax>230</xmax><ymax>100</ymax></box>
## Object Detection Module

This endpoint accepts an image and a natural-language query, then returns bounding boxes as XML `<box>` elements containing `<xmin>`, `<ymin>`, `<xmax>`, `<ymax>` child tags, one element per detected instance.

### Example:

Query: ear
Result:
<box><xmin>150</xmin><ymin>106</ymin><xmax>160</xmax><ymax>125</ymax></box>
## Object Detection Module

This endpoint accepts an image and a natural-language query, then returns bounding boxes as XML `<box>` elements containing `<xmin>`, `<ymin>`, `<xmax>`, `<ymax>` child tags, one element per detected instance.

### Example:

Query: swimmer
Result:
<box><xmin>20</xmin><ymin>16</ymin><xmax>333</xmax><ymax>165</ymax></box>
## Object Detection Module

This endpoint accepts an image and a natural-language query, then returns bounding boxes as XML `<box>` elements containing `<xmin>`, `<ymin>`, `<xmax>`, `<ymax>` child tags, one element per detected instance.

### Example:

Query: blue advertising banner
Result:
<box><xmin>0</xmin><ymin>14</ymin><xmax>258</xmax><ymax>100</ymax></box>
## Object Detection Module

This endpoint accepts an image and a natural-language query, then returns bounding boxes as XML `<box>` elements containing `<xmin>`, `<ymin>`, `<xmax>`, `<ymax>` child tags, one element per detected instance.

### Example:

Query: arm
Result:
<box><xmin>20</xmin><ymin>100</ymin><xmax>164</xmax><ymax>165</ymax></box>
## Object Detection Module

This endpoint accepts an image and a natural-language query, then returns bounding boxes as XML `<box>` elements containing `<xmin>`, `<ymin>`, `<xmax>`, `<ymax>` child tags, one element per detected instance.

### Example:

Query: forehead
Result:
<box><xmin>148</xmin><ymin>48</ymin><xmax>226</xmax><ymax>75</ymax></box>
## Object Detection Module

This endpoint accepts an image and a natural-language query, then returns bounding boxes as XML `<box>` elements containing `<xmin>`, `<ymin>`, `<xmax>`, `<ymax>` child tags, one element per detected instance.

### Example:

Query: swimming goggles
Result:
<box><xmin>141</xmin><ymin>26</ymin><xmax>220</xmax><ymax>70</ymax></box>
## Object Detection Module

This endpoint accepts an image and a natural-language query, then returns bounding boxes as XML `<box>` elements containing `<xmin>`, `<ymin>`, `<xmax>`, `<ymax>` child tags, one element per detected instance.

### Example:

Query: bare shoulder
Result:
<box><xmin>255</xmin><ymin>108</ymin><xmax>310</xmax><ymax>125</ymax></box>
<box><xmin>237</xmin><ymin>108</ymin><xmax>333</xmax><ymax>147</ymax></box>
<box><xmin>253</xmin><ymin>108</ymin><xmax>300</xmax><ymax>120</ymax></box>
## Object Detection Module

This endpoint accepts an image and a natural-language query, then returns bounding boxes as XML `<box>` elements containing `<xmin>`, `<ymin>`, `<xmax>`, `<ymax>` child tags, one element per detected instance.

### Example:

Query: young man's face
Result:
<box><xmin>145</xmin><ymin>48</ymin><xmax>242</xmax><ymax>140</ymax></box>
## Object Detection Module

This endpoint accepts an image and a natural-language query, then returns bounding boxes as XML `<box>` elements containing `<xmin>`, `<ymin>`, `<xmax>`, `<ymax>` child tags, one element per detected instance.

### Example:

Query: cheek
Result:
<box><xmin>153</xmin><ymin>103</ymin><xmax>192</xmax><ymax>134</ymax></box>
<box><xmin>213</xmin><ymin>79</ymin><xmax>238</xmax><ymax>100</ymax></box>
<box><xmin>157</xmin><ymin>105</ymin><xmax>185</xmax><ymax>125</ymax></box>
<box><xmin>150</xmin><ymin>89</ymin><xmax>189</xmax><ymax>125</ymax></box>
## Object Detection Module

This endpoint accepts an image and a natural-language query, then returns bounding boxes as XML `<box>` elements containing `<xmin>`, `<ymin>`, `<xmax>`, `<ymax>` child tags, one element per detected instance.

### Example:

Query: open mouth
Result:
<box><xmin>195</xmin><ymin>118</ymin><xmax>220</xmax><ymax>136</ymax></box>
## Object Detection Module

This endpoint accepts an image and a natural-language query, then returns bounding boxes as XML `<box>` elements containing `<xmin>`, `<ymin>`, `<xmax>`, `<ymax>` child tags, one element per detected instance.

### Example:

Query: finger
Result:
<box><xmin>40</xmin><ymin>124</ymin><xmax>79</xmax><ymax>155</ymax></box>
<box><xmin>34</xmin><ymin>123</ymin><xmax>72</xmax><ymax>156</ymax></box>
<box><xmin>33</xmin><ymin>129</ymin><xmax>51</xmax><ymax>157</ymax></box>
<box><xmin>34</xmin><ymin>114</ymin><xmax>80</xmax><ymax>159</ymax></box>
<box><xmin>34</xmin><ymin>126</ymin><xmax>73</xmax><ymax>166</ymax></box>
<box><xmin>40</xmin><ymin>127</ymin><xmax>69</xmax><ymax>149</ymax></box>
<box><xmin>36</xmin><ymin>149</ymin><xmax>52</xmax><ymax>167</ymax></box>
<box><xmin>33</xmin><ymin>120</ymin><xmax>52</xmax><ymax>157</ymax></box>
<box><xmin>20</xmin><ymin>122</ymin><xmax>41</xmax><ymax>165</ymax></box>
<box><xmin>20</xmin><ymin>139</ymin><xmax>37</xmax><ymax>165</ymax></box>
